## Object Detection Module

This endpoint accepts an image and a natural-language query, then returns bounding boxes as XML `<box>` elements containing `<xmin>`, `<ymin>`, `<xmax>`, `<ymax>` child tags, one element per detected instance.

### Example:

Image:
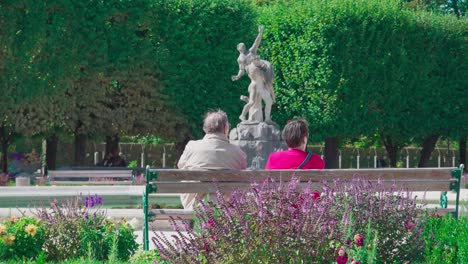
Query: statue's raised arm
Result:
<box><xmin>231</xmin><ymin>26</ymin><xmax>265</xmax><ymax>82</ymax></box>
<box><xmin>249</xmin><ymin>26</ymin><xmax>264</xmax><ymax>55</ymax></box>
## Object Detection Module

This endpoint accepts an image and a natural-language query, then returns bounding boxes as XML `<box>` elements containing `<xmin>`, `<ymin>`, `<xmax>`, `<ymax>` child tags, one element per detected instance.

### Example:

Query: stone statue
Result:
<box><xmin>232</xmin><ymin>26</ymin><xmax>275</xmax><ymax>124</ymax></box>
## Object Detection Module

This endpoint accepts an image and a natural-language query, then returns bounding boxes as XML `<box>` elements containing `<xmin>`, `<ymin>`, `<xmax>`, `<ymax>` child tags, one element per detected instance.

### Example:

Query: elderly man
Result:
<box><xmin>177</xmin><ymin>110</ymin><xmax>247</xmax><ymax>209</ymax></box>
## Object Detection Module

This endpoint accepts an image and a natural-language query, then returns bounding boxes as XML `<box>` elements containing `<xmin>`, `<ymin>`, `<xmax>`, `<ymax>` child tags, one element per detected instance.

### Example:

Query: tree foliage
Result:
<box><xmin>149</xmin><ymin>0</ymin><xmax>257</xmax><ymax>138</ymax></box>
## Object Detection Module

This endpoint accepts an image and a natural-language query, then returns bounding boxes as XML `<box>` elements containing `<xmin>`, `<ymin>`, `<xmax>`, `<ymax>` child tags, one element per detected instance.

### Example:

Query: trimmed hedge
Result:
<box><xmin>258</xmin><ymin>0</ymin><xmax>467</xmax><ymax>145</ymax></box>
<box><xmin>150</xmin><ymin>0</ymin><xmax>257</xmax><ymax>137</ymax></box>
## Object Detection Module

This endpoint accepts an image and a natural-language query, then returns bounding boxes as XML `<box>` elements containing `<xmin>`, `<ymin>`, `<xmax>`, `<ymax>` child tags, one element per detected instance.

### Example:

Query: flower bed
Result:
<box><xmin>0</xmin><ymin>180</ymin><xmax>466</xmax><ymax>263</ymax></box>
<box><xmin>153</xmin><ymin>177</ymin><xmax>467</xmax><ymax>263</ymax></box>
<box><xmin>0</xmin><ymin>194</ymin><xmax>138</xmax><ymax>262</ymax></box>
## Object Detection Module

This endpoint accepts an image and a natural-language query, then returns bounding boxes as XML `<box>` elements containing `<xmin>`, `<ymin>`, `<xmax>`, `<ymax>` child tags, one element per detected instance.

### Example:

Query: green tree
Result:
<box><xmin>0</xmin><ymin>1</ymin><xmax>73</xmax><ymax>172</ymax></box>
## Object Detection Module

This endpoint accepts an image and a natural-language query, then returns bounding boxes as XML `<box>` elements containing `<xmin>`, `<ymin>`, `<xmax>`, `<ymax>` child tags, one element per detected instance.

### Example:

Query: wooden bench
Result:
<box><xmin>141</xmin><ymin>165</ymin><xmax>464</xmax><ymax>250</ymax></box>
<box><xmin>44</xmin><ymin>167</ymin><xmax>140</xmax><ymax>185</ymax></box>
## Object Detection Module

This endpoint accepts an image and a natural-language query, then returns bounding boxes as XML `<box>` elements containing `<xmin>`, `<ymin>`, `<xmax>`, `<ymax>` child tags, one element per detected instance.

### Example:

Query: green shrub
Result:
<box><xmin>35</xmin><ymin>197</ymin><xmax>90</xmax><ymax>261</ymax></box>
<box><xmin>34</xmin><ymin>195</ymin><xmax>137</xmax><ymax>261</ymax></box>
<box><xmin>421</xmin><ymin>214</ymin><xmax>468</xmax><ymax>263</ymax></box>
<box><xmin>0</xmin><ymin>216</ymin><xmax>45</xmax><ymax>261</ymax></box>
<box><xmin>129</xmin><ymin>248</ymin><xmax>169</xmax><ymax>264</ymax></box>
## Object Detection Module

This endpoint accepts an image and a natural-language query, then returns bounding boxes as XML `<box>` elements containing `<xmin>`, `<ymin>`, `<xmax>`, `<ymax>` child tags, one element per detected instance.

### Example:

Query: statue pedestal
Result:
<box><xmin>229</xmin><ymin>122</ymin><xmax>285</xmax><ymax>169</ymax></box>
<box><xmin>15</xmin><ymin>177</ymin><xmax>30</xmax><ymax>186</ymax></box>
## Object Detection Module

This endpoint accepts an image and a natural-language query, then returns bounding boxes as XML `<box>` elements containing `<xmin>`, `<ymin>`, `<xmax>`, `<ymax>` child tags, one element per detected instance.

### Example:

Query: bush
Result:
<box><xmin>421</xmin><ymin>214</ymin><xmax>468</xmax><ymax>263</ymax></box>
<box><xmin>33</xmin><ymin>195</ymin><xmax>96</xmax><ymax>261</ymax></box>
<box><xmin>152</xmin><ymin>177</ymin><xmax>425</xmax><ymax>263</ymax></box>
<box><xmin>0</xmin><ymin>216</ymin><xmax>45</xmax><ymax>261</ymax></box>
<box><xmin>33</xmin><ymin>194</ymin><xmax>137</xmax><ymax>261</ymax></box>
<box><xmin>129</xmin><ymin>248</ymin><xmax>170</xmax><ymax>264</ymax></box>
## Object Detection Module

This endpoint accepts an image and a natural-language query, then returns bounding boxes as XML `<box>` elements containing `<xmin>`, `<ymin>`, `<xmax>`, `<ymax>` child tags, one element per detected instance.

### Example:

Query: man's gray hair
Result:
<box><xmin>203</xmin><ymin>110</ymin><xmax>229</xmax><ymax>134</ymax></box>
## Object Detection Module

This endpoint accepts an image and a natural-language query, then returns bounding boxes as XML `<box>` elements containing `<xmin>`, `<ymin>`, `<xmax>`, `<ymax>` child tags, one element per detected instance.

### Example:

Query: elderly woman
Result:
<box><xmin>265</xmin><ymin>119</ymin><xmax>325</xmax><ymax>169</ymax></box>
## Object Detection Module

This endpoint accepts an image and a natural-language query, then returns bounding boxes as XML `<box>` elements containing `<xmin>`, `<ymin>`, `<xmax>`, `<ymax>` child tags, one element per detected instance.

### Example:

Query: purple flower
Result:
<box><xmin>96</xmin><ymin>195</ymin><xmax>103</xmax><ymax>205</ymax></box>
<box><xmin>84</xmin><ymin>213</ymin><xmax>89</xmax><ymax>219</ymax></box>
<box><xmin>83</xmin><ymin>194</ymin><xmax>102</xmax><ymax>208</ymax></box>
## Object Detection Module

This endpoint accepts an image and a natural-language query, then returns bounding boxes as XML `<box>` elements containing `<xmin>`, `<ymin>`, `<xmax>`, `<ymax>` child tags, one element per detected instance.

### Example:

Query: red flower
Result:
<box><xmin>354</xmin><ymin>234</ymin><xmax>364</xmax><ymax>247</ymax></box>
<box><xmin>312</xmin><ymin>191</ymin><xmax>320</xmax><ymax>200</ymax></box>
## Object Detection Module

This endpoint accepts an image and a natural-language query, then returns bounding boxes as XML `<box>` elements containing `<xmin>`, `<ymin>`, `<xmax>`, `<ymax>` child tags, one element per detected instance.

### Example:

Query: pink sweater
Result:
<box><xmin>265</xmin><ymin>149</ymin><xmax>325</xmax><ymax>170</ymax></box>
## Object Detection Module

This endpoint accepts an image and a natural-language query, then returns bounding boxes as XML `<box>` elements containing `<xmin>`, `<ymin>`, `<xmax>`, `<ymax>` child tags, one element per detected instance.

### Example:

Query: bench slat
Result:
<box><xmin>153</xmin><ymin>168</ymin><xmax>455</xmax><ymax>182</ymax></box>
<box><xmin>49</xmin><ymin>171</ymin><xmax>132</xmax><ymax>178</ymax></box>
<box><xmin>52</xmin><ymin>181</ymin><xmax>134</xmax><ymax>185</ymax></box>
<box><xmin>151</xmin><ymin>179</ymin><xmax>454</xmax><ymax>193</ymax></box>
<box><xmin>149</xmin><ymin>209</ymin><xmax>193</xmax><ymax>220</ymax></box>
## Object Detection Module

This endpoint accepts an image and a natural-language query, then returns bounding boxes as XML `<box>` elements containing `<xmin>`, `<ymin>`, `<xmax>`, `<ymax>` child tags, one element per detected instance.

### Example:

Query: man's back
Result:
<box><xmin>178</xmin><ymin>133</ymin><xmax>246</xmax><ymax>170</ymax></box>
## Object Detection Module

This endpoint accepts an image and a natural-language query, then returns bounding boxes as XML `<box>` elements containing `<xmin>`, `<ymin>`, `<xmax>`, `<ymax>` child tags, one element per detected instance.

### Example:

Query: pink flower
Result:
<box><xmin>202</xmin><ymin>219</ymin><xmax>215</xmax><ymax>229</ymax></box>
<box><xmin>354</xmin><ymin>234</ymin><xmax>364</xmax><ymax>247</ymax></box>
<box><xmin>202</xmin><ymin>242</ymin><xmax>210</xmax><ymax>252</ymax></box>
<box><xmin>350</xmin><ymin>259</ymin><xmax>361</xmax><ymax>264</ymax></box>
<box><xmin>338</xmin><ymin>248</ymin><xmax>346</xmax><ymax>256</ymax></box>
<box><xmin>207</xmin><ymin>219</ymin><xmax>214</xmax><ymax>227</ymax></box>
<box><xmin>404</xmin><ymin>220</ymin><xmax>415</xmax><ymax>231</ymax></box>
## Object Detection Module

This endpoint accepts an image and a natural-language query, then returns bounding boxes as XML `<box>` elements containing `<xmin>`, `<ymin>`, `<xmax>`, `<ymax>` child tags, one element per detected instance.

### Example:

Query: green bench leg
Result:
<box><xmin>143</xmin><ymin>165</ymin><xmax>158</xmax><ymax>251</ymax></box>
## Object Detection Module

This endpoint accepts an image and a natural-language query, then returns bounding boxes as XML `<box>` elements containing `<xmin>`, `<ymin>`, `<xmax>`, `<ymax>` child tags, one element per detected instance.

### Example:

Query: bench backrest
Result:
<box><xmin>47</xmin><ymin>169</ymin><xmax>135</xmax><ymax>185</ymax></box>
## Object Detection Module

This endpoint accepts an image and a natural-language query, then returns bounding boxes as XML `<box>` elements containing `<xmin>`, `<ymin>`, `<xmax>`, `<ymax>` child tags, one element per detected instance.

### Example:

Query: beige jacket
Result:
<box><xmin>177</xmin><ymin>133</ymin><xmax>247</xmax><ymax>170</ymax></box>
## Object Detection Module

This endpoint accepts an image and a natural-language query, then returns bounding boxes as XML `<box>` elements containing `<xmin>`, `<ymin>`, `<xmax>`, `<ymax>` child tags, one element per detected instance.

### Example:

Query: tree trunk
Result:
<box><xmin>1</xmin><ymin>140</ymin><xmax>8</xmax><ymax>174</ymax></box>
<box><xmin>324</xmin><ymin>137</ymin><xmax>339</xmax><ymax>169</ymax></box>
<box><xmin>417</xmin><ymin>134</ymin><xmax>439</xmax><ymax>167</ymax></box>
<box><xmin>175</xmin><ymin>134</ymin><xmax>191</xmax><ymax>158</ymax></box>
<box><xmin>74</xmin><ymin>133</ymin><xmax>87</xmax><ymax>166</ymax></box>
<box><xmin>0</xmin><ymin>126</ymin><xmax>10</xmax><ymax>173</ymax></box>
<box><xmin>381</xmin><ymin>135</ymin><xmax>399</xmax><ymax>168</ymax></box>
<box><xmin>453</xmin><ymin>0</ymin><xmax>460</xmax><ymax>17</ymax></box>
<box><xmin>105</xmin><ymin>134</ymin><xmax>120</xmax><ymax>155</ymax></box>
<box><xmin>460</xmin><ymin>137</ymin><xmax>466</xmax><ymax>172</ymax></box>
<box><xmin>46</xmin><ymin>135</ymin><xmax>59</xmax><ymax>170</ymax></box>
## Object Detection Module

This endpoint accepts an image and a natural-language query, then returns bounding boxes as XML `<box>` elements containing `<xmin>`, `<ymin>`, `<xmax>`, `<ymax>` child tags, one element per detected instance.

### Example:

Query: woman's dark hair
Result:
<box><xmin>282</xmin><ymin>119</ymin><xmax>309</xmax><ymax>148</ymax></box>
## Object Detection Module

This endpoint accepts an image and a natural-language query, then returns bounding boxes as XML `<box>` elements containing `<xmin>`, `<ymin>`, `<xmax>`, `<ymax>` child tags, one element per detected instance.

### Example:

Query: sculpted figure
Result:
<box><xmin>232</xmin><ymin>26</ymin><xmax>275</xmax><ymax>123</ymax></box>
